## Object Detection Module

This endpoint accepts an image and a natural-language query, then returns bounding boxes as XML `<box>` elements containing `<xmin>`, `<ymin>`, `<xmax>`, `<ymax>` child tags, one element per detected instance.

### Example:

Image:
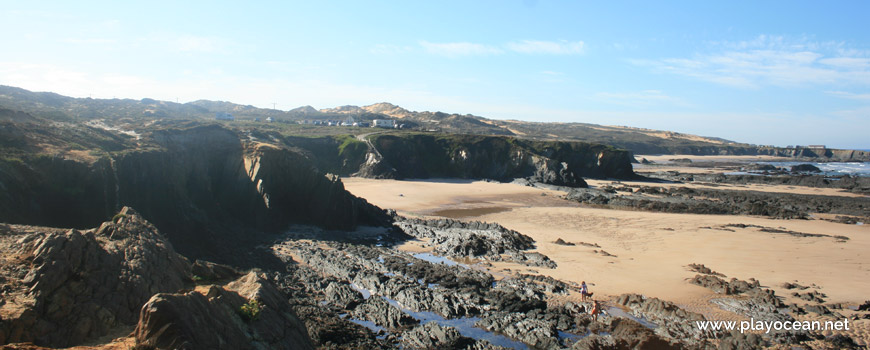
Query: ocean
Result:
<box><xmin>758</xmin><ymin>161</ymin><xmax>870</xmax><ymax>177</ymax></box>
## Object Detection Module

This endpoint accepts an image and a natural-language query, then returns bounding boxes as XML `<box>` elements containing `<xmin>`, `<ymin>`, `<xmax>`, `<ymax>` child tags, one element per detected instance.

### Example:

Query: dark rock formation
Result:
<box><xmin>0</xmin><ymin>207</ymin><xmax>190</xmax><ymax>347</ymax></box>
<box><xmin>475</xmin><ymin>312</ymin><xmax>561</xmax><ymax>349</ymax></box>
<box><xmin>351</xmin><ymin>297</ymin><xmax>418</xmax><ymax>330</ymax></box>
<box><xmin>614</xmin><ymin>294</ymin><xmax>716</xmax><ymax>342</ymax></box>
<box><xmin>134</xmin><ymin>271</ymin><xmax>313</xmax><ymax>350</ymax></box>
<box><xmin>324</xmin><ymin>282</ymin><xmax>365</xmax><ymax>310</ymax></box>
<box><xmin>687</xmin><ymin>263</ymin><xmax>726</xmax><ymax>277</ymax></box>
<box><xmin>357</xmin><ymin>134</ymin><xmax>635</xmax><ymax>185</ymax></box>
<box><xmin>553</xmin><ymin>238</ymin><xmax>575</xmax><ymax>246</ymax></box>
<box><xmin>0</xmin><ymin>124</ymin><xmax>391</xmax><ymax>262</ymax></box>
<box><xmin>191</xmin><ymin>259</ymin><xmax>240</xmax><ymax>282</ymax></box>
<box><xmin>401</xmin><ymin>322</ymin><xmax>501</xmax><ymax>350</ymax></box>
<box><xmin>567</xmin><ymin>183</ymin><xmax>870</xmax><ymax>219</ymax></box>
<box><xmin>791</xmin><ymin>163</ymin><xmax>822</xmax><ymax>173</ymax></box>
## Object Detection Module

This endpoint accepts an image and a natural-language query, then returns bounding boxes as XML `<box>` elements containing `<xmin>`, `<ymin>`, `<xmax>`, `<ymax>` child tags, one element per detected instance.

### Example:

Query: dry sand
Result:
<box><xmin>342</xmin><ymin>176</ymin><xmax>870</xmax><ymax>344</ymax></box>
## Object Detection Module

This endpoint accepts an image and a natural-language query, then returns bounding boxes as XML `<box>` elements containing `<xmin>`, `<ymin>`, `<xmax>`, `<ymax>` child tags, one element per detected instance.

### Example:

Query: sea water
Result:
<box><xmin>758</xmin><ymin>161</ymin><xmax>870</xmax><ymax>177</ymax></box>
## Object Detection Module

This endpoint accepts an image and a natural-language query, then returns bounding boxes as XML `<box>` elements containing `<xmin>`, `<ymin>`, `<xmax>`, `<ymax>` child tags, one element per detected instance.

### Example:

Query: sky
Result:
<box><xmin>1</xmin><ymin>1</ymin><xmax>869</xmax><ymax>148</ymax></box>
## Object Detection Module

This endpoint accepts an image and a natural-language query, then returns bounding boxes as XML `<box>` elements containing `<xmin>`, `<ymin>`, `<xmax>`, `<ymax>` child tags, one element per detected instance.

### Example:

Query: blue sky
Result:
<box><xmin>1</xmin><ymin>1</ymin><xmax>869</xmax><ymax>148</ymax></box>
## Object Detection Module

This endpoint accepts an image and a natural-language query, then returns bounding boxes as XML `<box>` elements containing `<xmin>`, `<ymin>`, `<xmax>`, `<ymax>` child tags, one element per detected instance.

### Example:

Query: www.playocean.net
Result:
<box><xmin>695</xmin><ymin>318</ymin><xmax>850</xmax><ymax>334</ymax></box>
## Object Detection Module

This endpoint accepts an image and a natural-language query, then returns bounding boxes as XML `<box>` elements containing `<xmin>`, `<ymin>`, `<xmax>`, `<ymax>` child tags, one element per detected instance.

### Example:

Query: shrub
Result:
<box><xmin>238</xmin><ymin>299</ymin><xmax>262</xmax><ymax>322</ymax></box>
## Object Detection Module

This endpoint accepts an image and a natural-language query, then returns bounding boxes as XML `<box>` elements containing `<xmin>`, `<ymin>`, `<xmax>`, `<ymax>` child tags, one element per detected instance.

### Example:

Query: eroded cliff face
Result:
<box><xmin>0</xmin><ymin>125</ymin><xmax>390</xmax><ymax>260</ymax></box>
<box><xmin>0</xmin><ymin>207</ymin><xmax>191</xmax><ymax>347</ymax></box>
<box><xmin>356</xmin><ymin>134</ymin><xmax>636</xmax><ymax>186</ymax></box>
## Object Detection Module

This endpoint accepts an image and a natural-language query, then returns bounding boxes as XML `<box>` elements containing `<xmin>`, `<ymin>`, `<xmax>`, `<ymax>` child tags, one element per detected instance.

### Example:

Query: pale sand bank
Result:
<box><xmin>343</xmin><ymin>177</ymin><xmax>870</xmax><ymax>310</ymax></box>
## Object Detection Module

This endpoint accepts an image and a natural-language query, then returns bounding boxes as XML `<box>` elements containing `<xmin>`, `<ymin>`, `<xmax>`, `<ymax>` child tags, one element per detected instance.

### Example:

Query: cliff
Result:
<box><xmin>0</xmin><ymin>207</ymin><xmax>191</xmax><ymax>347</ymax></box>
<box><xmin>0</xmin><ymin>124</ymin><xmax>390</xmax><ymax>261</ymax></box>
<box><xmin>355</xmin><ymin>134</ymin><xmax>636</xmax><ymax>186</ymax></box>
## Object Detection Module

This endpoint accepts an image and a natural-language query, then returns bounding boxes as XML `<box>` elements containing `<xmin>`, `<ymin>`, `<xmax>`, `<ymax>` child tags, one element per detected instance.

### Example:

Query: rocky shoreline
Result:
<box><xmin>565</xmin><ymin>182</ymin><xmax>870</xmax><ymax>220</ymax></box>
<box><xmin>2</xmin><ymin>208</ymin><xmax>867</xmax><ymax>349</ymax></box>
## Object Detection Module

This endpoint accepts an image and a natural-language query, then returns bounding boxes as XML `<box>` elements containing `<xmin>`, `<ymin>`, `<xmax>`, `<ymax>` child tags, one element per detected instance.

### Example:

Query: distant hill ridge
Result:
<box><xmin>1</xmin><ymin>85</ymin><xmax>867</xmax><ymax>160</ymax></box>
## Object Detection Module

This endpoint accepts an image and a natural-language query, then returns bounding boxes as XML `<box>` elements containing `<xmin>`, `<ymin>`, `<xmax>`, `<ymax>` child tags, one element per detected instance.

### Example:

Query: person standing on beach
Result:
<box><xmin>581</xmin><ymin>281</ymin><xmax>589</xmax><ymax>301</ymax></box>
<box><xmin>590</xmin><ymin>300</ymin><xmax>601</xmax><ymax>322</ymax></box>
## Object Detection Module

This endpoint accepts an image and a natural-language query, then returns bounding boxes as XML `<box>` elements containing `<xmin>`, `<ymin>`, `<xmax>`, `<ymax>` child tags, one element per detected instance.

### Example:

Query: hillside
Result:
<box><xmin>2</xmin><ymin>85</ymin><xmax>868</xmax><ymax>160</ymax></box>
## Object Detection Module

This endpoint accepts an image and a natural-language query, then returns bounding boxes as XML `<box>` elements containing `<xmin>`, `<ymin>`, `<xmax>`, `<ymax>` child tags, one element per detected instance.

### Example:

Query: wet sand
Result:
<box><xmin>342</xmin><ymin>176</ymin><xmax>870</xmax><ymax>344</ymax></box>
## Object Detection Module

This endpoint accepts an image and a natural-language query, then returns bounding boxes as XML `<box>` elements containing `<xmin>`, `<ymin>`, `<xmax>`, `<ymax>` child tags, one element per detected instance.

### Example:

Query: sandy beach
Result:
<box><xmin>342</xmin><ymin>175</ymin><xmax>870</xmax><ymax>344</ymax></box>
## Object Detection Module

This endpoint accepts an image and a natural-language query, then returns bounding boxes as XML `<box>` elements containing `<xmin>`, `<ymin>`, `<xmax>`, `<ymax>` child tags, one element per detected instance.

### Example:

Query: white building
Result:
<box><xmin>372</xmin><ymin>119</ymin><xmax>396</xmax><ymax>128</ymax></box>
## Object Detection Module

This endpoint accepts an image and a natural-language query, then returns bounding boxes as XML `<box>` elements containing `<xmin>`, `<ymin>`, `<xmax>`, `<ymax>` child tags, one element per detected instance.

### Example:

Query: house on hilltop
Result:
<box><xmin>372</xmin><ymin>119</ymin><xmax>396</xmax><ymax>128</ymax></box>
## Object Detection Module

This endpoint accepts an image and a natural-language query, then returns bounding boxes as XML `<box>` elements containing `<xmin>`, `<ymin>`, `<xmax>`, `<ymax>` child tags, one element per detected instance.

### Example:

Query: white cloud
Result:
<box><xmin>418</xmin><ymin>39</ymin><xmax>585</xmax><ymax>57</ymax></box>
<box><xmin>419</xmin><ymin>41</ymin><xmax>502</xmax><ymax>57</ymax></box>
<box><xmin>506</xmin><ymin>40</ymin><xmax>584</xmax><ymax>55</ymax></box>
<box><xmin>634</xmin><ymin>36</ymin><xmax>870</xmax><ymax>89</ymax></box>
<box><xmin>172</xmin><ymin>35</ymin><xmax>226</xmax><ymax>53</ymax></box>
<box><xmin>827</xmin><ymin>91</ymin><xmax>870</xmax><ymax>100</ymax></box>
<box><xmin>63</xmin><ymin>38</ymin><xmax>117</xmax><ymax>45</ymax></box>
<box><xmin>593</xmin><ymin>90</ymin><xmax>689</xmax><ymax>107</ymax></box>
<box><xmin>370</xmin><ymin>44</ymin><xmax>414</xmax><ymax>55</ymax></box>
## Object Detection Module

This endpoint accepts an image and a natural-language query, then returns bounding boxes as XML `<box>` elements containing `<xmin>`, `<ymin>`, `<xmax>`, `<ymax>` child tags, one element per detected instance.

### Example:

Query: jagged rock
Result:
<box><xmin>688</xmin><ymin>275</ymin><xmax>760</xmax><ymax>295</ymax></box>
<box><xmin>361</xmin><ymin>134</ymin><xmax>633</xmax><ymax>185</ymax></box>
<box><xmin>710</xmin><ymin>298</ymin><xmax>792</xmax><ymax>323</ymax></box>
<box><xmin>192</xmin><ymin>259</ymin><xmax>240</xmax><ymax>281</ymax></box>
<box><xmin>687</xmin><ymin>263</ymin><xmax>725</xmax><ymax>277</ymax></box>
<box><xmin>507</xmin><ymin>251</ymin><xmax>558</xmax><ymax>268</ymax></box>
<box><xmin>395</xmin><ymin>217</ymin><xmax>540</xmax><ymax>264</ymax></box>
<box><xmin>572</xmin><ymin>333</ymin><xmax>618</xmax><ymax>349</ymax></box>
<box><xmin>781</xmin><ymin>281</ymin><xmax>809</xmax><ymax>290</ymax></box>
<box><xmin>607</xmin><ymin>317</ymin><xmax>676</xmax><ymax>349</ymax></box>
<box><xmin>324</xmin><ymin>282</ymin><xmax>365</xmax><ymax>310</ymax></box>
<box><xmin>0</xmin><ymin>207</ymin><xmax>191</xmax><ymax>347</ymax></box>
<box><xmin>401</xmin><ymin>322</ymin><xmax>500</xmax><ymax>350</ymax></box>
<box><xmin>134</xmin><ymin>271</ymin><xmax>313</xmax><ymax>350</ymax></box>
<box><xmin>718</xmin><ymin>330</ymin><xmax>766</xmax><ymax>350</ymax></box>
<box><xmin>475</xmin><ymin>312</ymin><xmax>561</xmax><ymax>349</ymax></box>
<box><xmin>792</xmin><ymin>290</ymin><xmax>826</xmax><ymax>303</ymax></box>
<box><xmin>791</xmin><ymin>163</ymin><xmax>822</xmax><ymax>173</ymax></box>
<box><xmin>350</xmin><ymin>297</ymin><xmax>418</xmax><ymax>330</ymax></box>
<box><xmin>825</xmin><ymin>334</ymin><xmax>861</xmax><ymax>349</ymax></box>
<box><xmin>553</xmin><ymin>238</ymin><xmax>575</xmax><ymax>246</ymax></box>
<box><xmin>0</xmin><ymin>125</ymin><xmax>392</xmax><ymax>264</ymax></box>
<box><xmin>614</xmin><ymin>294</ymin><xmax>717</xmax><ymax>342</ymax></box>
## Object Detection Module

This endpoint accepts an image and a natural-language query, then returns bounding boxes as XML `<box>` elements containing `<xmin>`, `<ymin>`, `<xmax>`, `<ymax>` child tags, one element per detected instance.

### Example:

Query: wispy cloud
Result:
<box><xmin>827</xmin><ymin>91</ymin><xmax>870</xmax><ymax>100</ymax></box>
<box><xmin>593</xmin><ymin>90</ymin><xmax>689</xmax><ymax>107</ymax></box>
<box><xmin>417</xmin><ymin>39</ymin><xmax>585</xmax><ymax>57</ymax></box>
<box><xmin>632</xmin><ymin>35</ymin><xmax>870</xmax><ymax>89</ymax></box>
<box><xmin>172</xmin><ymin>35</ymin><xmax>227</xmax><ymax>53</ymax></box>
<box><xmin>419</xmin><ymin>41</ymin><xmax>502</xmax><ymax>57</ymax></box>
<box><xmin>506</xmin><ymin>40</ymin><xmax>584</xmax><ymax>55</ymax></box>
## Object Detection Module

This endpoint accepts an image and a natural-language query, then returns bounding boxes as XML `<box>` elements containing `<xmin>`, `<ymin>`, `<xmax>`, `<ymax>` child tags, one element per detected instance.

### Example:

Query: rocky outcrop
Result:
<box><xmin>567</xmin><ymin>183</ymin><xmax>870</xmax><ymax>219</ymax></box>
<box><xmin>0</xmin><ymin>207</ymin><xmax>190</xmax><ymax>347</ymax></box>
<box><xmin>357</xmin><ymin>134</ymin><xmax>635</xmax><ymax>186</ymax></box>
<box><xmin>614</xmin><ymin>293</ymin><xmax>718</xmax><ymax>343</ymax></box>
<box><xmin>0</xmin><ymin>124</ymin><xmax>392</xmax><ymax>261</ymax></box>
<box><xmin>475</xmin><ymin>312</ymin><xmax>561</xmax><ymax>349</ymax></box>
<box><xmin>351</xmin><ymin>297</ymin><xmax>418</xmax><ymax>330</ymax></box>
<box><xmin>135</xmin><ymin>271</ymin><xmax>313</xmax><ymax>350</ymax></box>
<box><xmin>395</xmin><ymin>217</ymin><xmax>556</xmax><ymax>268</ymax></box>
<box><xmin>791</xmin><ymin>163</ymin><xmax>822</xmax><ymax>173</ymax></box>
<box><xmin>401</xmin><ymin>322</ymin><xmax>507</xmax><ymax>350</ymax></box>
